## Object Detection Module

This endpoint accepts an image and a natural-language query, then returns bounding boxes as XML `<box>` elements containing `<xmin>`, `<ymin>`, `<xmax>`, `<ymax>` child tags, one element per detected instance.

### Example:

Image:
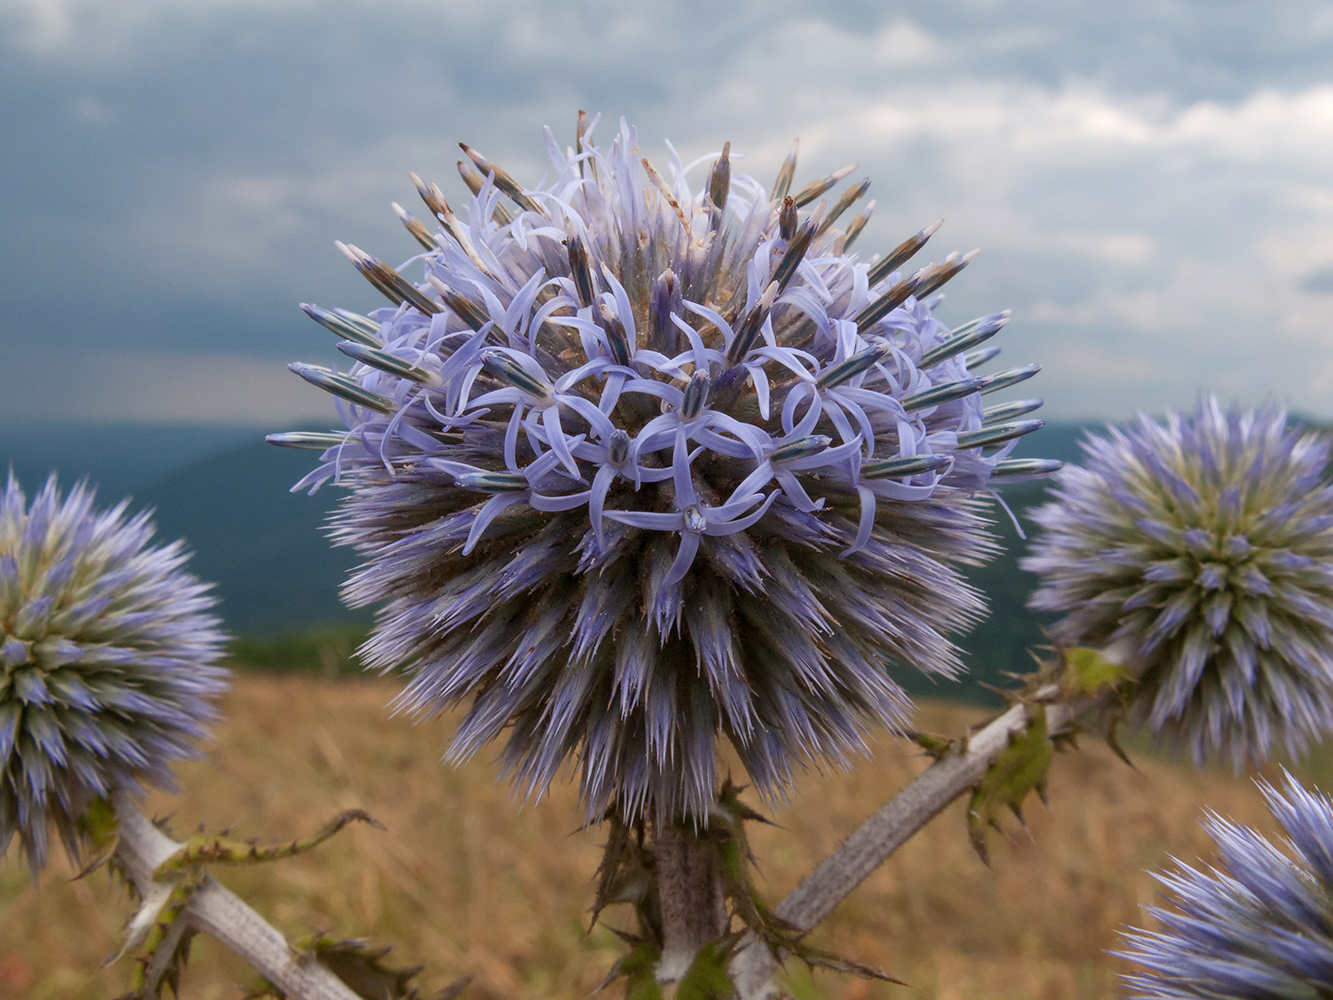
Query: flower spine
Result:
<box><xmin>0</xmin><ymin>475</ymin><xmax>228</xmax><ymax>873</ymax></box>
<box><xmin>1023</xmin><ymin>398</ymin><xmax>1333</xmax><ymax>767</ymax></box>
<box><xmin>1120</xmin><ymin>773</ymin><xmax>1333</xmax><ymax>999</ymax></box>
<box><xmin>275</xmin><ymin>115</ymin><xmax>1053</xmax><ymax>824</ymax></box>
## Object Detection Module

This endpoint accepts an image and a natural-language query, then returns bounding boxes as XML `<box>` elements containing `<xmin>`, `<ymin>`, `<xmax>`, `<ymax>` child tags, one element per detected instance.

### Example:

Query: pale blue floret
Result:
<box><xmin>277</xmin><ymin>117</ymin><xmax>1054</xmax><ymax>823</ymax></box>
<box><xmin>1120</xmin><ymin>773</ymin><xmax>1333</xmax><ymax>999</ymax></box>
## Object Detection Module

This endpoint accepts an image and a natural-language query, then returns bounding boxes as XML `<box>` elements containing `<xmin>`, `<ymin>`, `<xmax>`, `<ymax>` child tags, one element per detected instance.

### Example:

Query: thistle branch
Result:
<box><xmin>729</xmin><ymin>687</ymin><xmax>1087</xmax><ymax>1000</ymax></box>
<box><xmin>111</xmin><ymin>790</ymin><xmax>361</xmax><ymax>1000</ymax></box>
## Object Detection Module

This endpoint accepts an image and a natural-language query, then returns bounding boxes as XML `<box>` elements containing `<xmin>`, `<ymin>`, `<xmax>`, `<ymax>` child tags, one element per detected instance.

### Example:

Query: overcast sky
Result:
<box><xmin>3</xmin><ymin>0</ymin><xmax>1333</xmax><ymax>426</ymax></box>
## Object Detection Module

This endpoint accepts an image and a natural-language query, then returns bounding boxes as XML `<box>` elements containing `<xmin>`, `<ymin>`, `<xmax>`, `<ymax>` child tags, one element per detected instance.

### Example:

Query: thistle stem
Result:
<box><xmin>729</xmin><ymin>689</ymin><xmax>1085</xmax><ymax>1000</ymax></box>
<box><xmin>653</xmin><ymin>820</ymin><xmax>729</xmax><ymax>983</ymax></box>
<box><xmin>111</xmin><ymin>791</ymin><xmax>360</xmax><ymax>1000</ymax></box>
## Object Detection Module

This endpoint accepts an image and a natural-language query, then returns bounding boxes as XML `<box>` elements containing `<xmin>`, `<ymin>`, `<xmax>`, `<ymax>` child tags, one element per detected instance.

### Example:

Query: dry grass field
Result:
<box><xmin>4</xmin><ymin>670</ymin><xmax>1328</xmax><ymax>1000</ymax></box>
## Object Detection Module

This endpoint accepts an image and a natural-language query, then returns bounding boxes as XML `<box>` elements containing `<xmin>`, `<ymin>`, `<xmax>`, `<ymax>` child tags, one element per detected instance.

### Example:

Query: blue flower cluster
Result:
<box><xmin>277</xmin><ymin>117</ymin><xmax>1052</xmax><ymax>823</ymax></box>
<box><xmin>1024</xmin><ymin>399</ymin><xmax>1333</xmax><ymax>767</ymax></box>
<box><xmin>0</xmin><ymin>476</ymin><xmax>227</xmax><ymax>873</ymax></box>
<box><xmin>1121</xmin><ymin>773</ymin><xmax>1333</xmax><ymax>999</ymax></box>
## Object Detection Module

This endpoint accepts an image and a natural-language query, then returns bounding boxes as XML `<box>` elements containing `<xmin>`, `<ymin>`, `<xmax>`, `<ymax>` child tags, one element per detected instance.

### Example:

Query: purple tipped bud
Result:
<box><xmin>680</xmin><ymin>369</ymin><xmax>711</xmax><ymax>420</ymax></box>
<box><xmin>816</xmin><ymin>342</ymin><xmax>893</xmax><ymax>390</ymax></box>
<box><xmin>770</xmin><ymin>435</ymin><xmax>832</xmax><ymax>464</ymax></box>
<box><xmin>863</xmin><ymin>453</ymin><xmax>952</xmax><ymax>479</ymax></box>
<box><xmin>456</xmin><ymin>471</ymin><xmax>529</xmax><ymax>493</ymax></box>
<box><xmin>956</xmin><ymin>418</ymin><xmax>1044</xmax><ymax>450</ymax></box>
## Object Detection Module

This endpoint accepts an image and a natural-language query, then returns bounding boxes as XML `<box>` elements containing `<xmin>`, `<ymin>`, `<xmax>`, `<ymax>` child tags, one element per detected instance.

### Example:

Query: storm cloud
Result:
<box><xmin>3</xmin><ymin>0</ymin><xmax>1332</xmax><ymax>424</ymax></box>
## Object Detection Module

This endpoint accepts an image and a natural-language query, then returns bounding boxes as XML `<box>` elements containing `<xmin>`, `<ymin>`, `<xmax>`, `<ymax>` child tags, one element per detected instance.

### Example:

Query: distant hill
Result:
<box><xmin>3</xmin><ymin>419</ymin><xmax>1107</xmax><ymax>701</ymax></box>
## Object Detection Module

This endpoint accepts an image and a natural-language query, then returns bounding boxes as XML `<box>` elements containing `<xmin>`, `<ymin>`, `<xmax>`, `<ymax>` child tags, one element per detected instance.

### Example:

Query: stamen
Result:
<box><xmin>979</xmin><ymin>364</ymin><xmax>1041</xmax><ymax>395</ymax></box>
<box><xmin>597</xmin><ymin>302</ymin><xmax>633</xmax><ymax>367</ymax></box>
<box><xmin>912</xmin><ymin>248</ymin><xmax>980</xmax><ymax>301</ymax></box>
<box><xmin>300</xmin><ymin>303</ymin><xmax>382</xmax><ymax>348</ymax></box>
<box><xmin>576</xmin><ymin>109</ymin><xmax>597</xmax><ymax>182</ymax></box>
<box><xmin>867</xmin><ymin>219</ymin><xmax>943</xmax><ymax>286</ymax></box>
<box><xmin>990</xmin><ymin>458</ymin><xmax>1062</xmax><ymax>478</ymax></box>
<box><xmin>961</xmin><ymin>344</ymin><xmax>1002</xmax><ymax>370</ymax></box>
<box><xmin>289</xmin><ymin>362</ymin><xmax>396</xmax><ymax>413</ymax></box>
<box><xmin>336</xmin><ymin>242</ymin><xmax>441</xmax><ymax>316</ymax></box>
<box><xmin>338</xmin><ymin>341</ymin><xmax>438</xmax><ymax>385</ymax></box>
<box><xmin>567</xmin><ymin>232</ymin><xmax>596</xmax><ymax>308</ymax></box>
<box><xmin>918</xmin><ymin>311</ymin><xmax>1011</xmax><ymax>367</ymax></box>
<box><xmin>791</xmin><ymin>163</ymin><xmax>858</xmax><ymax>208</ymax></box>
<box><xmin>956</xmin><ymin>419</ymin><xmax>1045</xmax><ymax>450</ymax></box>
<box><xmin>863</xmin><ymin>453</ymin><xmax>951</xmax><ymax>479</ymax></box>
<box><xmin>772</xmin><ymin>219</ymin><xmax>816</xmax><ymax>291</ymax></box>
<box><xmin>455</xmin><ymin>471</ymin><xmax>529</xmax><ymax>493</ymax></box>
<box><xmin>770</xmin><ymin>435</ymin><xmax>831</xmax><ymax>463</ymax></box>
<box><xmin>900</xmin><ymin>376</ymin><xmax>988</xmax><ymax>413</ymax></box>
<box><xmin>982</xmin><ymin>398</ymin><xmax>1044</xmax><ymax>424</ymax></box>
<box><xmin>725</xmin><ymin>282</ymin><xmax>779</xmax><ymax>365</ymax></box>
<box><xmin>392</xmin><ymin>202</ymin><xmax>437</xmax><ymax>251</ymax></box>
<box><xmin>265</xmin><ymin>432</ymin><xmax>348</xmax><ymax>451</ymax></box>
<box><xmin>817</xmin><ymin>342</ymin><xmax>893</xmax><ymax>390</ymax></box>
<box><xmin>680</xmin><ymin>369</ymin><xmax>711</xmax><ymax>420</ymax></box>
<box><xmin>708</xmin><ymin>142</ymin><xmax>731</xmax><ymax>214</ymax></box>
<box><xmin>425</xmin><ymin>275</ymin><xmax>491</xmax><ymax>333</ymax></box>
<box><xmin>482</xmin><ymin>350</ymin><xmax>553</xmax><ymax>398</ymax></box>
<box><xmin>841</xmin><ymin>199</ymin><xmax>875</xmax><ymax>250</ymax></box>
<box><xmin>854</xmin><ymin>270</ymin><xmax>923</xmax><ymax>333</ymax></box>
<box><xmin>778</xmin><ymin>196</ymin><xmax>798</xmax><ymax>241</ymax></box>
<box><xmin>459</xmin><ymin>143</ymin><xmax>546</xmax><ymax>215</ymax></box>
<box><xmin>456</xmin><ymin>160</ymin><xmax>516</xmax><ymax>225</ymax></box>
<box><xmin>771</xmin><ymin>139</ymin><xmax>799</xmax><ymax>201</ymax></box>
<box><xmin>816</xmin><ymin>178</ymin><xmax>871</xmax><ymax>237</ymax></box>
<box><xmin>641</xmin><ymin>157</ymin><xmax>691</xmax><ymax>231</ymax></box>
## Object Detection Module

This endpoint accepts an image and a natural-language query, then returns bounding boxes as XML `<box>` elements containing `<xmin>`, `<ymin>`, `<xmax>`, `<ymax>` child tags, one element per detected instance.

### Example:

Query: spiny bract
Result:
<box><xmin>1023</xmin><ymin>397</ymin><xmax>1333</xmax><ymax>767</ymax></box>
<box><xmin>275</xmin><ymin>115</ymin><xmax>1053</xmax><ymax>823</ymax></box>
<box><xmin>0</xmin><ymin>475</ymin><xmax>227</xmax><ymax>873</ymax></box>
<box><xmin>1119</xmin><ymin>773</ymin><xmax>1333</xmax><ymax>999</ymax></box>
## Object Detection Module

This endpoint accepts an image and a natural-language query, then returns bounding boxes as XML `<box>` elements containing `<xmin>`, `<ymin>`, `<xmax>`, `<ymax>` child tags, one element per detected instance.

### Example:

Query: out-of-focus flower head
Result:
<box><xmin>0</xmin><ymin>475</ymin><xmax>227</xmax><ymax>873</ymax></box>
<box><xmin>1024</xmin><ymin>397</ymin><xmax>1333</xmax><ymax>767</ymax></box>
<box><xmin>274</xmin><ymin>114</ymin><xmax>1054</xmax><ymax>823</ymax></box>
<box><xmin>1119</xmin><ymin>772</ymin><xmax>1333</xmax><ymax>998</ymax></box>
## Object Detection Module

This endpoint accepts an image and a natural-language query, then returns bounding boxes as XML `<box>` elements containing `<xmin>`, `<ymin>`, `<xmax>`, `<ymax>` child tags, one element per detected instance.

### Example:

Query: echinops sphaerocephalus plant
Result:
<box><xmin>273</xmin><ymin>115</ymin><xmax>1056</xmax><ymax>824</ymax></box>
<box><xmin>1119</xmin><ymin>772</ymin><xmax>1333</xmax><ymax>999</ymax></box>
<box><xmin>0</xmin><ymin>475</ymin><xmax>227</xmax><ymax>874</ymax></box>
<box><xmin>1023</xmin><ymin>397</ymin><xmax>1333</xmax><ymax>767</ymax></box>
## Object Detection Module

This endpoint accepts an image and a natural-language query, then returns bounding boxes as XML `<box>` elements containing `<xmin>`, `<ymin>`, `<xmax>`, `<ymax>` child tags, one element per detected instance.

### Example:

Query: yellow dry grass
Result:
<box><xmin>2</xmin><ymin>672</ymin><xmax>1325</xmax><ymax>1000</ymax></box>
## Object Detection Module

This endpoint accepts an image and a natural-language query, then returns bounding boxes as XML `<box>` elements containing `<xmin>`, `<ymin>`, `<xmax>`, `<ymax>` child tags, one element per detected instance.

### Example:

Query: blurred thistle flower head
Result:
<box><xmin>1023</xmin><ymin>397</ymin><xmax>1333</xmax><ymax>767</ymax></box>
<box><xmin>275</xmin><ymin>114</ymin><xmax>1053</xmax><ymax>823</ymax></box>
<box><xmin>0</xmin><ymin>474</ymin><xmax>227</xmax><ymax>873</ymax></box>
<box><xmin>1119</xmin><ymin>772</ymin><xmax>1333</xmax><ymax>999</ymax></box>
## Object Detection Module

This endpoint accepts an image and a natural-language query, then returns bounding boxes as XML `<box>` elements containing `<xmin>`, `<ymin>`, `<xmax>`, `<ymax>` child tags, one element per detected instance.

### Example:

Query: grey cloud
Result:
<box><xmin>2</xmin><ymin>0</ymin><xmax>1333</xmax><ymax>424</ymax></box>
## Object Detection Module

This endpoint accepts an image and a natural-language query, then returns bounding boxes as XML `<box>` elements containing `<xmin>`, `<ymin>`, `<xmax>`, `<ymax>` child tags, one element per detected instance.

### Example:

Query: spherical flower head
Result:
<box><xmin>1119</xmin><ymin>772</ymin><xmax>1333</xmax><ymax>999</ymax></box>
<box><xmin>277</xmin><ymin>116</ymin><xmax>1051</xmax><ymax>824</ymax></box>
<box><xmin>1023</xmin><ymin>397</ymin><xmax>1333</xmax><ymax>768</ymax></box>
<box><xmin>0</xmin><ymin>475</ymin><xmax>228</xmax><ymax>873</ymax></box>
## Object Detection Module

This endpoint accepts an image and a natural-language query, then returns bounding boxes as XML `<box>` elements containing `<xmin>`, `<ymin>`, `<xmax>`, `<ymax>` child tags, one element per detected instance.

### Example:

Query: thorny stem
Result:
<box><xmin>653</xmin><ymin>819</ymin><xmax>729</xmax><ymax>983</ymax></box>
<box><xmin>729</xmin><ymin>689</ymin><xmax>1088</xmax><ymax>1000</ymax></box>
<box><xmin>111</xmin><ymin>790</ymin><xmax>360</xmax><ymax>1000</ymax></box>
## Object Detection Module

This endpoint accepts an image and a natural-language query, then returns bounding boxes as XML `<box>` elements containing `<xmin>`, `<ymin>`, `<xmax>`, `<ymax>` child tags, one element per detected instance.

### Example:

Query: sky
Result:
<box><xmin>3</xmin><ymin>0</ymin><xmax>1333</xmax><ymax>427</ymax></box>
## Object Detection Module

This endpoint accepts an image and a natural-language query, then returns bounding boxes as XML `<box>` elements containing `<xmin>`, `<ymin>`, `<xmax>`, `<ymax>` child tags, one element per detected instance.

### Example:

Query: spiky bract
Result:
<box><xmin>0</xmin><ymin>475</ymin><xmax>227</xmax><ymax>872</ymax></box>
<box><xmin>1023</xmin><ymin>398</ymin><xmax>1333</xmax><ymax>767</ymax></box>
<box><xmin>1119</xmin><ymin>773</ymin><xmax>1333</xmax><ymax>998</ymax></box>
<box><xmin>279</xmin><ymin>117</ymin><xmax>1049</xmax><ymax>823</ymax></box>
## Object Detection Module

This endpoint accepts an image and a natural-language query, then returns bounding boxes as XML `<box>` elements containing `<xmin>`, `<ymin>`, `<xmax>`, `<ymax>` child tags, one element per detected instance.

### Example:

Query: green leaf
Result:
<box><xmin>675</xmin><ymin>941</ymin><xmax>736</xmax><ymax>1000</ymax></box>
<box><xmin>155</xmin><ymin>809</ymin><xmax>383</xmax><ymax>878</ymax></box>
<box><xmin>967</xmin><ymin>706</ymin><xmax>1055</xmax><ymax>865</ymax></box>
<box><xmin>1064</xmin><ymin>646</ymin><xmax>1128</xmax><ymax>696</ymax></box>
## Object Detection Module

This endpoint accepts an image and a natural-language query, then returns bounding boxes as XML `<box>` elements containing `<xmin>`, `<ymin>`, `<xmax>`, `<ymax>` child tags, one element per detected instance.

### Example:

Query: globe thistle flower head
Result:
<box><xmin>0</xmin><ymin>474</ymin><xmax>228</xmax><ymax>874</ymax></box>
<box><xmin>275</xmin><ymin>115</ymin><xmax>1053</xmax><ymax>824</ymax></box>
<box><xmin>1119</xmin><ymin>772</ymin><xmax>1333</xmax><ymax>999</ymax></box>
<box><xmin>1023</xmin><ymin>397</ymin><xmax>1333</xmax><ymax>768</ymax></box>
